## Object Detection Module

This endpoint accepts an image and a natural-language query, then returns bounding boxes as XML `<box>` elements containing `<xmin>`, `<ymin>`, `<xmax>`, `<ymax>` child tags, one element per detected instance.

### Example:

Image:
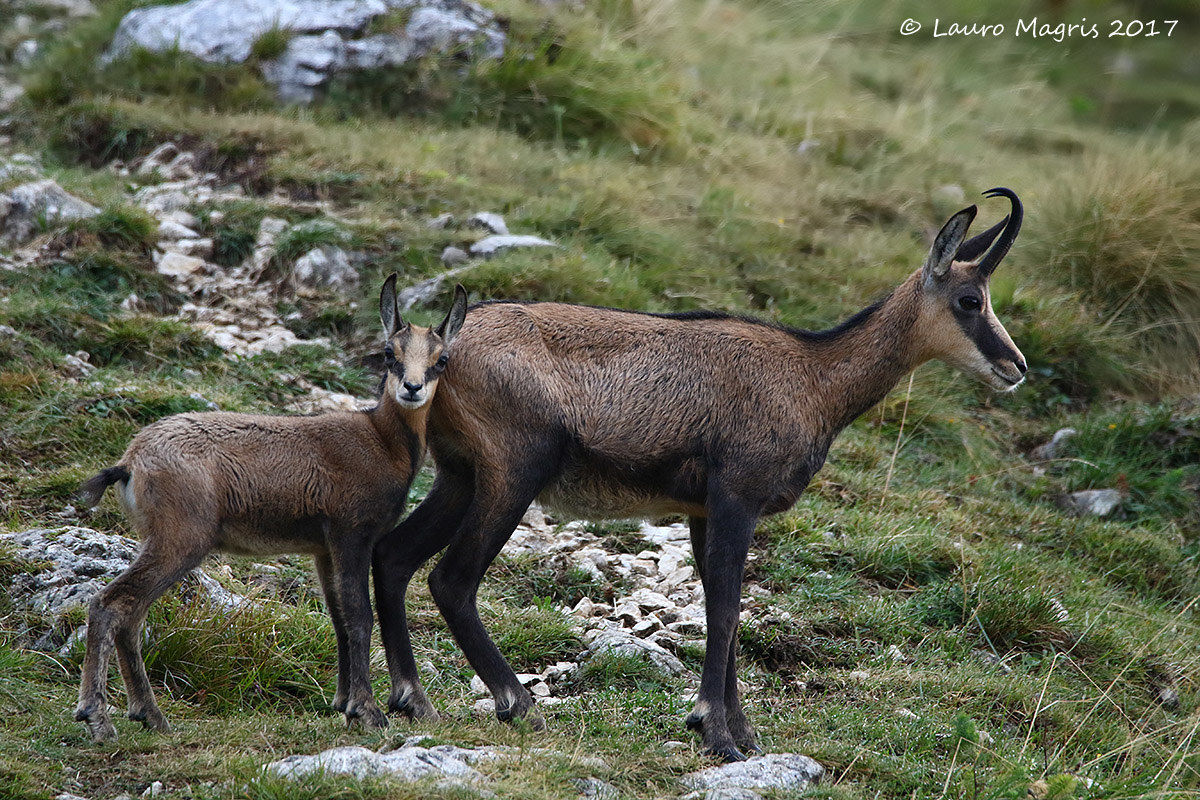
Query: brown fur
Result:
<box><xmin>373</xmin><ymin>191</ymin><xmax>1027</xmax><ymax>761</ymax></box>
<box><xmin>72</xmin><ymin>277</ymin><xmax>467</xmax><ymax>743</ymax></box>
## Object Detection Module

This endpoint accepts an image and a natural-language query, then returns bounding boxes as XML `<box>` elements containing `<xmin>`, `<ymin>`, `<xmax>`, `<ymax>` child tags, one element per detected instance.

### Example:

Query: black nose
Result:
<box><xmin>1015</xmin><ymin>359</ymin><xmax>1028</xmax><ymax>375</ymax></box>
<box><xmin>403</xmin><ymin>381</ymin><xmax>422</xmax><ymax>393</ymax></box>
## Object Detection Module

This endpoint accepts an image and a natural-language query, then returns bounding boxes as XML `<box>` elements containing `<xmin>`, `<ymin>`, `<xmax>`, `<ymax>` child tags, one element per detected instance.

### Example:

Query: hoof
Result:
<box><xmin>495</xmin><ymin>699</ymin><xmax>542</xmax><ymax>730</ymax></box>
<box><xmin>75</xmin><ymin>707</ymin><xmax>117</xmax><ymax>743</ymax></box>
<box><xmin>347</xmin><ymin>703</ymin><xmax>389</xmax><ymax>730</ymax></box>
<box><xmin>704</xmin><ymin>743</ymin><xmax>748</xmax><ymax>763</ymax></box>
<box><xmin>387</xmin><ymin>689</ymin><xmax>439</xmax><ymax>721</ymax></box>
<box><xmin>129</xmin><ymin>708</ymin><xmax>171</xmax><ymax>733</ymax></box>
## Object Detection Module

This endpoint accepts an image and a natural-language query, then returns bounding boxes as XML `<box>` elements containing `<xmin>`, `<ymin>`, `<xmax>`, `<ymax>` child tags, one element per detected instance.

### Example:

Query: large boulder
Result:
<box><xmin>104</xmin><ymin>0</ymin><xmax>506</xmax><ymax>103</ymax></box>
<box><xmin>0</xmin><ymin>180</ymin><xmax>98</xmax><ymax>243</ymax></box>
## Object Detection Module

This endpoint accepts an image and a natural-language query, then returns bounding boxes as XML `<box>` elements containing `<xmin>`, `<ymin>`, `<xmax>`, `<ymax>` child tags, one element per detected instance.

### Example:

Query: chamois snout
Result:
<box><xmin>919</xmin><ymin>187</ymin><xmax>1027</xmax><ymax>393</ymax></box>
<box><xmin>379</xmin><ymin>275</ymin><xmax>469</xmax><ymax>410</ymax></box>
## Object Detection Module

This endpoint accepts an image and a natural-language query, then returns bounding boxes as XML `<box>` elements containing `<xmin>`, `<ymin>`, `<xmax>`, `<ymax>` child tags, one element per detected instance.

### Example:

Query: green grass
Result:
<box><xmin>3</xmin><ymin>0</ymin><xmax>1200</xmax><ymax>797</ymax></box>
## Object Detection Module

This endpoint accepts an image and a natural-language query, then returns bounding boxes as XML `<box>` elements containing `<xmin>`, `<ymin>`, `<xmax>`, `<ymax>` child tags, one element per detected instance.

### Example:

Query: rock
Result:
<box><xmin>847</xmin><ymin>670</ymin><xmax>869</xmax><ymax>683</ymax></box>
<box><xmin>582</xmin><ymin>628</ymin><xmax>685</xmax><ymax>675</ymax></box>
<box><xmin>628</xmin><ymin>588</ymin><xmax>674</xmax><ymax>613</ymax></box>
<box><xmin>161</xmin><ymin>238</ymin><xmax>214</xmax><ymax>259</ymax></box>
<box><xmin>571</xmin><ymin>596</ymin><xmax>595</xmax><ymax>618</ymax></box>
<box><xmin>14</xmin><ymin>40</ymin><xmax>40</xmax><ymax>68</ymax></box>
<box><xmin>397</xmin><ymin>266</ymin><xmax>469</xmax><ymax>311</ymax></box>
<box><xmin>427</xmin><ymin>212</ymin><xmax>455</xmax><ymax>229</ymax></box>
<box><xmin>631</xmin><ymin>618</ymin><xmax>661</xmax><ymax>638</ymax></box>
<box><xmin>685</xmin><ymin>789</ymin><xmax>765</xmax><ymax>800</ymax></box>
<box><xmin>468</xmin><ymin>211</ymin><xmax>509</xmax><ymax>235</ymax></box>
<box><xmin>105</xmin><ymin>0</ymin><xmax>505</xmax><ymax>103</ymax></box>
<box><xmin>470</xmin><ymin>674</ymin><xmax>488</xmax><ymax>696</ymax></box>
<box><xmin>886</xmin><ymin>644</ymin><xmax>907</xmax><ymax>662</ymax></box>
<box><xmin>681</xmin><ymin>754</ymin><xmax>824</xmax><ymax>793</ymax></box>
<box><xmin>62</xmin><ymin>351</ymin><xmax>95</xmax><ymax>379</ymax></box>
<box><xmin>440</xmin><ymin>245</ymin><xmax>470</xmax><ymax>267</ymax></box>
<box><xmin>1030</xmin><ymin>427</ymin><xmax>1077</xmax><ymax>460</ymax></box>
<box><xmin>574</xmin><ymin>777</ymin><xmax>619</xmax><ymax>799</ymax></box>
<box><xmin>54</xmin><ymin>793</ymin><xmax>91</xmax><ymax>800</ymax></box>
<box><xmin>895</xmin><ymin>707</ymin><xmax>919</xmax><ymax>720</ymax></box>
<box><xmin>1156</xmin><ymin>685</ymin><xmax>1180</xmax><ymax>710</ymax></box>
<box><xmin>0</xmin><ymin>180</ymin><xmax>99</xmax><ymax>242</ymax></box>
<box><xmin>469</xmin><ymin>234</ymin><xmax>558</xmax><ymax>258</ymax></box>
<box><xmin>265</xmin><ymin>743</ymin><xmax>491</xmax><ymax>784</ymax></box>
<box><xmin>0</xmin><ymin>526</ymin><xmax>251</xmax><ymax>648</ymax></box>
<box><xmin>156</xmin><ymin>251</ymin><xmax>207</xmax><ymax>277</ymax></box>
<box><xmin>0</xmin><ymin>153</ymin><xmax>39</xmax><ymax>183</ymax></box>
<box><xmin>292</xmin><ymin>245</ymin><xmax>358</xmax><ymax>291</ymax></box>
<box><xmin>141</xmin><ymin>780</ymin><xmax>164</xmax><ymax>797</ymax></box>
<box><xmin>1058</xmin><ymin>488</ymin><xmax>1122</xmax><ymax>518</ymax></box>
<box><xmin>158</xmin><ymin>220</ymin><xmax>201</xmax><ymax>240</ymax></box>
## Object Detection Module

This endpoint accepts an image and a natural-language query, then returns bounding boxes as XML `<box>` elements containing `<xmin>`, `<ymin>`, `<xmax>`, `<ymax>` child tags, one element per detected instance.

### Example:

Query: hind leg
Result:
<box><xmin>315</xmin><ymin>553</ymin><xmax>351</xmax><ymax>713</ymax></box>
<box><xmin>77</xmin><ymin>536</ymin><xmax>210</xmax><ymax>742</ymax></box>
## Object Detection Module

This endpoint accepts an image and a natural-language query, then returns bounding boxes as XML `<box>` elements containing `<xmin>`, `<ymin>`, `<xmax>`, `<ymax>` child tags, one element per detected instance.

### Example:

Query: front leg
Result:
<box><xmin>685</xmin><ymin>498</ymin><xmax>758</xmax><ymax>762</ymax></box>
<box><xmin>325</xmin><ymin>539</ymin><xmax>387</xmax><ymax>730</ymax></box>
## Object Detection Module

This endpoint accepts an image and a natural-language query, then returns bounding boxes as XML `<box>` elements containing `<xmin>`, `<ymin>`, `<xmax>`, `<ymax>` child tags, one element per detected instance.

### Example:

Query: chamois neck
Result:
<box><xmin>807</xmin><ymin>276</ymin><xmax>927</xmax><ymax>432</ymax></box>
<box><xmin>367</xmin><ymin>394</ymin><xmax>428</xmax><ymax>467</ymax></box>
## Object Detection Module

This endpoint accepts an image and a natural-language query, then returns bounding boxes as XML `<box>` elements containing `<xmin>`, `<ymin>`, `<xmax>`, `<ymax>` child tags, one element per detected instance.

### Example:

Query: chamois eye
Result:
<box><xmin>436</xmin><ymin>355</ymin><xmax>449</xmax><ymax>369</ymax></box>
<box><xmin>384</xmin><ymin>346</ymin><xmax>395</xmax><ymax>362</ymax></box>
<box><xmin>957</xmin><ymin>296</ymin><xmax>982</xmax><ymax>313</ymax></box>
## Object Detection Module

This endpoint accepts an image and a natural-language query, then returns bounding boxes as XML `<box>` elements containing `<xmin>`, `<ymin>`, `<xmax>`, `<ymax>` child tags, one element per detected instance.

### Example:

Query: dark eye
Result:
<box><xmin>384</xmin><ymin>346</ymin><xmax>395</xmax><ymax>362</ymax></box>
<box><xmin>957</xmin><ymin>296</ymin><xmax>982</xmax><ymax>313</ymax></box>
<box><xmin>436</xmin><ymin>355</ymin><xmax>449</xmax><ymax>369</ymax></box>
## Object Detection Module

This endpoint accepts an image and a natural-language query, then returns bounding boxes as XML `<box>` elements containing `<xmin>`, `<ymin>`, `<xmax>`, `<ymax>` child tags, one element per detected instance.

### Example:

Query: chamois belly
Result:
<box><xmin>536</xmin><ymin>452</ymin><xmax>707</xmax><ymax>520</ymax></box>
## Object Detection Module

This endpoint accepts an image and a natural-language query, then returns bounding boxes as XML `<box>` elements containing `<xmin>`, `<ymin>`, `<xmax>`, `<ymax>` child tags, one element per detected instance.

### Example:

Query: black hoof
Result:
<box><xmin>704</xmin><ymin>743</ymin><xmax>748</xmax><ymax>763</ymax></box>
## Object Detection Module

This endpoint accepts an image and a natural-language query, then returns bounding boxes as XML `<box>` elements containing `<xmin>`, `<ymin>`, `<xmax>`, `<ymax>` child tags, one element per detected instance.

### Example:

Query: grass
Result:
<box><xmin>2</xmin><ymin>0</ymin><xmax>1200</xmax><ymax>798</ymax></box>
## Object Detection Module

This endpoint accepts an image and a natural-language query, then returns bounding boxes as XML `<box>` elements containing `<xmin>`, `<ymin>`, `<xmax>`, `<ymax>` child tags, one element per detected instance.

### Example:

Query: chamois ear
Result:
<box><xmin>379</xmin><ymin>273</ymin><xmax>403</xmax><ymax>339</ymax></box>
<box><xmin>923</xmin><ymin>205</ymin><xmax>977</xmax><ymax>282</ymax></box>
<box><xmin>437</xmin><ymin>284</ymin><xmax>468</xmax><ymax>345</ymax></box>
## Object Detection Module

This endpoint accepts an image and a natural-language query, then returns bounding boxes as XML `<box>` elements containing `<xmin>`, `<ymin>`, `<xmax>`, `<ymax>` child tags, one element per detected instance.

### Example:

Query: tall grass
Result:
<box><xmin>1026</xmin><ymin>146</ymin><xmax>1200</xmax><ymax>391</ymax></box>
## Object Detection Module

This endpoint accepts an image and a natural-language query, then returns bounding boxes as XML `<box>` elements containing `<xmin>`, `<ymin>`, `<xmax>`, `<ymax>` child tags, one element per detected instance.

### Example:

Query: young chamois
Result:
<box><xmin>371</xmin><ymin>188</ymin><xmax>1027</xmax><ymax>762</ymax></box>
<box><xmin>72</xmin><ymin>275</ymin><xmax>467</xmax><ymax>743</ymax></box>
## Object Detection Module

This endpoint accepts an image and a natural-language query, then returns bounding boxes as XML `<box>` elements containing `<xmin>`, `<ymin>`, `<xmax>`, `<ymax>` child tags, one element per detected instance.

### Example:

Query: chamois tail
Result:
<box><xmin>76</xmin><ymin>466</ymin><xmax>130</xmax><ymax>509</ymax></box>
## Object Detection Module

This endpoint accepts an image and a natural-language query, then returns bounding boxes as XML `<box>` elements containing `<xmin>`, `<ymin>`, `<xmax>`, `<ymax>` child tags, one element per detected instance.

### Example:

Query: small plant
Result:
<box><xmin>71</xmin><ymin>205</ymin><xmax>157</xmax><ymax>252</ymax></box>
<box><xmin>143</xmin><ymin>590</ymin><xmax>337</xmax><ymax>712</ymax></box>
<box><xmin>271</xmin><ymin>220</ymin><xmax>350</xmax><ymax>269</ymax></box>
<box><xmin>571</xmin><ymin>652</ymin><xmax>676</xmax><ymax>692</ymax></box>
<box><xmin>249</xmin><ymin>27</ymin><xmax>292</xmax><ymax>62</ymax></box>
<box><xmin>489</xmin><ymin>553</ymin><xmax>608</xmax><ymax>607</ymax></box>
<box><xmin>488</xmin><ymin>606</ymin><xmax>582</xmax><ymax>672</ymax></box>
<box><xmin>584</xmin><ymin>520</ymin><xmax>647</xmax><ymax>555</ymax></box>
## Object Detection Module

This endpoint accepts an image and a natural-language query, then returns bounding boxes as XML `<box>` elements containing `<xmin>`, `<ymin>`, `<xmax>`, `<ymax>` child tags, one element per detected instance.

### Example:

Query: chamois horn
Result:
<box><xmin>975</xmin><ymin>187</ymin><xmax>1023</xmax><ymax>277</ymax></box>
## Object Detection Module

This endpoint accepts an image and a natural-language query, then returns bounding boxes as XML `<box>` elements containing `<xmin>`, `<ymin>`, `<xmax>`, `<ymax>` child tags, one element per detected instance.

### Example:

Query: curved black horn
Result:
<box><xmin>975</xmin><ymin>187</ymin><xmax>1022</xmax><ymax>277</ymax></box>
<box><xmin>955</xmin><ymin>215</ymin><xmax>1008</xmax><ymax>262</ymax></box>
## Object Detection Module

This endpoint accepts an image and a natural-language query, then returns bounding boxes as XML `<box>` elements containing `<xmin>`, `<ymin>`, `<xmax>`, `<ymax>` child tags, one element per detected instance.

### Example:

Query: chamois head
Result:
<box><xmin>378</xmin><ymin>274</ymin><xmax>468</xmax><ymax>409</ymax></box>
<box><xmin>916</xmin><ymin>187</ymin><xmax>1027</xmax><ymax>392</ymax></box>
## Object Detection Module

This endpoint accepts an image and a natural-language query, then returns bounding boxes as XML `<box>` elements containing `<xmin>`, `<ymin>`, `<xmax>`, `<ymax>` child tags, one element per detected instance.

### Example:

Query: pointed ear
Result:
<box><xmin>923</xmin><ymin>205</ymin><xmax>977</xmax><ymax>282</ymax></box>
<box><xmin>379</xmin><ymin>273</ymin><xmax>402</xmax><ymax>339</ymax></box>
<box><xmin>955</xmin><ymin>215</ymin><xmax>1008</xmax><ymax>263</ymax></box>
<box><xmin>436</xmin><ymin>284</ymin><xmax>469</xmax><ymax>345</ymax></box>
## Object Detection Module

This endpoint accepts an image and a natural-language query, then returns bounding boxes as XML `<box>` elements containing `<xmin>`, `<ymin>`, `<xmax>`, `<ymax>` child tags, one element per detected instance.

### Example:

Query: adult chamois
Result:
<box><xmin>373</xmin><ymin>189</ymin><xmax>1026</xmax><ymax>761</ymax></box>
<box><xmin>72</xmin><ymin>275</ymin><xmax>467</xmax><ymax>743</ymax></box>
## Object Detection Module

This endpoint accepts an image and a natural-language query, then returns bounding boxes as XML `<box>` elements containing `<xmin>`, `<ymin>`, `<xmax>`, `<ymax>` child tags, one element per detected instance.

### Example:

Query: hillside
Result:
<box><xmin>0</xmin><ymin>0</ymin><xmax>1198</xmax><ymax>798</ymax></box>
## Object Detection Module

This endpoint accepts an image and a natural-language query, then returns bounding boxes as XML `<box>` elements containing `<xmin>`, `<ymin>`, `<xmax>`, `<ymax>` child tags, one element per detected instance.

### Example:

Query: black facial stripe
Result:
<box><xmin>954</xmin><ymin>313</ymin><xmax>1018</xmax><ymax>362</ymax></box>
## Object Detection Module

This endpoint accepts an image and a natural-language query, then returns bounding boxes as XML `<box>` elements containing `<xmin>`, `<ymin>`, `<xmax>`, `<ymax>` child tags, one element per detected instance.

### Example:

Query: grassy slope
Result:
<box><xmin>1</xmin><ymin>0</ymin><xmax>1199</xmax><ymax>798</ymax></box>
